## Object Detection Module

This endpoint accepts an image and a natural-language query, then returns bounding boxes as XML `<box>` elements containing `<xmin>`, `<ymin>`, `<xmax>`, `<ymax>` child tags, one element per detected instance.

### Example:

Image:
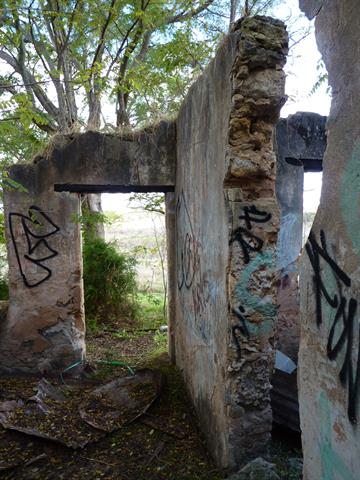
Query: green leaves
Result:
<box><xmin>310</xmin><ymin>58</ymin><xmax>331</xmax><ymax>96</ymax></box>
<box><xmin>83</xmin><ymin>236</ymin><xmax>139</xmax><ymax>327</ymax></box>
<box><xmin>0</xmin><ymin>0</ymin><xmax>286</xmax><ymax>158</ymax></box>
<box><xmin>129</xmin><ymin>193</ymin><xmax>165</xmax><ymax>215</ymax></box>
<box><xmin>0</xmin><ymin>0</ymin><xmax>225</xmax><ymax>135</ymax></box>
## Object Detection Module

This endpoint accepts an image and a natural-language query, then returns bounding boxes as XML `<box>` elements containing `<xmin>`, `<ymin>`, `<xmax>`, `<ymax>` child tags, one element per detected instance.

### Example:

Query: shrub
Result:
<box><xmin>0</xmin><ymin>275</ymin><xmax>8</xmax><ymax>300</ymax></box>
<box><xmin>82</xmin><ymin>236</ymin><xmax>139</xmax><ymax>330</ymax></box>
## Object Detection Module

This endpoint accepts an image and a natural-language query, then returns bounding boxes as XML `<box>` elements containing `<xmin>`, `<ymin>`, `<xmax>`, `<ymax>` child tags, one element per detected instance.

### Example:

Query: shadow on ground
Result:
<box><xmin>0</xmin><ymin>330</ymin><xmax>302</xmax><ymax>479</ymax></box>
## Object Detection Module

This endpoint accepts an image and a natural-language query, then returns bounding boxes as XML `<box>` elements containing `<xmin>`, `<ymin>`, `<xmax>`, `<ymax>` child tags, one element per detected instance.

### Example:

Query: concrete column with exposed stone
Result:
<box><xmin>225</xmin><ymin>17</ymin><xmax>288</xmax><ymax>465</ymax></box>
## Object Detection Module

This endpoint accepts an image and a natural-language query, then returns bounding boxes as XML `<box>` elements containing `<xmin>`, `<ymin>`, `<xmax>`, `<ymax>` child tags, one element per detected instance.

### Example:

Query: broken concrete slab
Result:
<box><xmin>0</xmin><ymin>370</ymin><xmax>163</xmax><ymax>449</ymax></box>
<box><xmin>79</xmin><ymin>369</ymin><xmax>164</xmax><ymax>432</ymax></box>
<box><xmin>226</xmin><ymin>457</ymin><xmax>280</xmax><ymax>480</ymax></box>
<box><xmin>0</xmin><ymin>378</ymin><xmax>104</xmax><ymax>448</ymax></box>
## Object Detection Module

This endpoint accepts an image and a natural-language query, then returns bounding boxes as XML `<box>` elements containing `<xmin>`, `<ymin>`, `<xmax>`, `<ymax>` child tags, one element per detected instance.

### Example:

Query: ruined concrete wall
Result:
<box><xmin>165</xmin><ymin>192</ymin><xmax>176</xmax><ymax>364</ymax></box>
<box><xmin>0</xmin><ymin>124</ymin><xmax>176</xmax><ymax>373</ymax></box>
<box><xmin>10</xmin><ymin>123</ymin><xmax>176</xmax><ymax>193</ymax></box>
<box><xmin>299</xmin><ymin>1</ymin><xmax>360</xmax><ymax>479</ymax></box>
<box><xmin>174</xmin><ymin>32</ymin><xmax>236</xmax><ymax>468</ymax></box>
<box><xmin>175</xmin><ymin>16</ymin><xmax>287</xmax><ymax>469</ymax></box>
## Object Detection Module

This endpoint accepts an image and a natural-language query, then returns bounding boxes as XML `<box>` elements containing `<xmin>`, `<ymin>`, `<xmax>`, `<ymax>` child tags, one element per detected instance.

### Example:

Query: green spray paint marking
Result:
<box><xmin>341</xmin><ymin>142</ymin><xmax>360</xmax><ymax>258</ymax></box>
<box><xmin>318</xmin><ymin>392</ymin><xmax>356</xmax><ymax>480</ymax></box>
<box><xmin>235</xmin><ymin>250</ymin><xmax>276</xmax><ymax>336</ymax></box>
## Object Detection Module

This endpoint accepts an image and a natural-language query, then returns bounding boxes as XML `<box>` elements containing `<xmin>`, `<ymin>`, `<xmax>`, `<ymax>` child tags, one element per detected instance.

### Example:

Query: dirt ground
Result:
<box><xmin>0</xmin><ymin>331</ymin><xmax>223</xmax><ymax>480</ymax></box>
<box><xmin>0</xmin><ymin>330</ymin><xmax>302</xmax><ymax>480</ymax></box>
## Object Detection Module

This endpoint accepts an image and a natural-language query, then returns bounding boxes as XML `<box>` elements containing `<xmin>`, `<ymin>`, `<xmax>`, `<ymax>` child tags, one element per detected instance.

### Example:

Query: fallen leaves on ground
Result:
<box><xmin>0</xmin><ymin>332</ymin><xmax>222</xmax><ymax>480</ymax></box>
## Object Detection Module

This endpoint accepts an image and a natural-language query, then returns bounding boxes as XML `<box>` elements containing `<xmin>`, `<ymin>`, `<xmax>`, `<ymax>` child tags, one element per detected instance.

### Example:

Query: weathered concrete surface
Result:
<box><xmin>174</xmin><ymin>16</ymin><xmax>287</xmax><ymax>469</ymax></box>
<box><xmin>299</xmin><ymin>1</ymin><xmax>360</xmax><ymax>479</ymax></box>
<box><xmin>174</xmin><ymin>30</ymin><xmax>237</xmax><ymax>469</ymax></box>
<box><xmin>299</xmin><ymin>0</ymin><xmax>325</xmax><ymax>19</ymax></box>
<box><xmin>9</xmin><ymin>122</ymin><xmax>176</xmax><ymax>195</ymax></box>
<box><xmin>165</xmin><ymin>192</ymin><xmax>176</xmax><ymax>364</ymax></box>
<box><xmin>1</xmin><ymin>123</ymin><xmax>176</xmax><ymax>373</ymax></box>
<box><xmin>226</xmin><ymin>18</ymin><xmax>287</xmax><ymax>466</ymax></box>
<box><xmin>1</xmin><ymin>192</ymin><xmax>83</xmax><ymax>373</ymax></box>
<box><xmin>276</xmin><ymin>112</ymin><xmax>326</xmax><ymax>167</ymax></box>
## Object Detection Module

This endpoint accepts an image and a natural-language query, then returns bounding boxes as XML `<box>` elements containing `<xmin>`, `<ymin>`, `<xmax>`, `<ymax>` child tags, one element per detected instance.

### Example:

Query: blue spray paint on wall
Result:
<box><xmin>341</xmin><ymin>142</ymin><xmax>360</xmax><ymax>258</ymax></box>
<box><xmin>235</xmin><ymin>249</ymin><xmax>276</xmax><ymax>336</ymax></box>
<box><xmin>318</xmin><ymin>392</ymin><xmax>356</xmax><ymax>480</ymax></box>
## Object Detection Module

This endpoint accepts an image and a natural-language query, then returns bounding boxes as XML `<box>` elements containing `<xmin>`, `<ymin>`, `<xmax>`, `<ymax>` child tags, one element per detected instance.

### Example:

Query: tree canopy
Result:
<box><xmin>0</xmin><ymin>1</ymin><xmax>218</xmax><ymax>161</ymax></box>
<box><xmin>0</xmin><ymin>0</ymin><xmax>285</xmax><ymax>164</ymax></box>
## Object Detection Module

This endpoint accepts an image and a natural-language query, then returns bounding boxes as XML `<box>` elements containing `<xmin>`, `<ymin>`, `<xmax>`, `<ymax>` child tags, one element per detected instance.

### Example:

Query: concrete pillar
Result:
<box><xmin>1</xmin><ymin>189</ymin><xmax>84</xmax><ymax>373</ymax></box>
<box><xmin>165</xmin><ymin>192</ymin><xmax>176</xmax><ymax>364</ymax></box>
<box><xmin>274</xmin><ymin>112</ymin><xmax>326</xmax><ymax>361</ymax></box>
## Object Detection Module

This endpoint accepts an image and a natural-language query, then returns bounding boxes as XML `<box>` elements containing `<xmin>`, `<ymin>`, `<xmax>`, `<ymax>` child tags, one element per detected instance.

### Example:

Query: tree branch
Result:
<box><xmin>163</xmin><ymin>0</ymin><xmax>216</xmax><ymax>25</ymax></box>
<box><xmin>115</xmin><ymin>0</ymin><xmax>152</xmax><ymax>126</ymax></box>
<box><xmin>28</xmin><ymin>11</ymin><xmax>57</xmax><ymax>77</ymax></box>
<box><xmin>105</xmin><ymin>18</ymin><xmax>140</xmax><ymax>78</ymax></box>
<box><xmin>90</xmin><ymin>0</ymin><xmax>116</xmax><ymax>71</ymax></box>
<box><xmin>0</xmin><ymin>50</ymin><xmax>60</xmax><ymax>122</ymax></box>
<box><xmin>64</xmin><ymin>0</ymin><xmax>80</xmax><ymax>48</ymax></box>
<box><xmin>229</xmin><ymin>0</ymin><xmax>239</xmax><ymax>29</ymax></box>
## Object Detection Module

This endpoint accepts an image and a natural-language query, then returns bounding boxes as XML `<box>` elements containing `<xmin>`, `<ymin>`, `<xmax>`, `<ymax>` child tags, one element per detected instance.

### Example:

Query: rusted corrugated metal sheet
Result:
<box><xmin>271</xmin><ymin>369</ymin><xmax>300</xmax><ymax>432</ymax></box>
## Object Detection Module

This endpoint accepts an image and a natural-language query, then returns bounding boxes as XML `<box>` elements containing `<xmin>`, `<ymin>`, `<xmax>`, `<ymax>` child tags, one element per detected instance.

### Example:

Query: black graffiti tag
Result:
<box><xmin>175</xmin><ymin>190</ymin><xmax>212</xmax><ymax>342</ymax></box>
<box><xmin>306</xmin><ymin>230</ymin><xmax>360</xmax><ymax>424</ymax></box>
<box><xmin>238</xmin><ymin>205</ymin><xmax>272</xmax><ymax>230</ymax></box>
<box><xmin>176</xmin><ymin>191</ymin><xmax>200</xmax><ymax>290</ymax></box>
<box><xmin>9</xmin><ymin>206</ymin><xmax>60</xmax><ymax>288</ymax></box>
<box><xmin>231</xmin><ymin>305</ymin><xmax>250</xmax><ymax>360</ymax></box>
<box><xmin>230</xmin><ymin>206</ymin><xmax>272</xmax><ymax>264</ymax></box>
<box><xmin>306</xmin><ymin>229</ymin><xmax>350</xmax><ymax>327</ymax></box>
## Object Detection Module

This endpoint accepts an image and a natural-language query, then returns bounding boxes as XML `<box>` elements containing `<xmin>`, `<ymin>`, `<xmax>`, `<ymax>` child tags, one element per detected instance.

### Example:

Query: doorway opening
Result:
<box><xmin>81</xmin><ymin>192</ymin><xmax>169</xmax><ymax>366</ymax></box>
<box><xmin>303</xmin><ymin>171</ymin><xmax>323</xmax><ymax>244</ymax></box>
<box><xmin>272</xmin><ymin>164</ymin><xmax>324</xmax><ymax>437</ymax></box>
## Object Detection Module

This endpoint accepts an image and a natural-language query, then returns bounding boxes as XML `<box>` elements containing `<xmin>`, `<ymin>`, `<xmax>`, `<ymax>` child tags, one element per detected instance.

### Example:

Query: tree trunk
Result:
<box><xmin>87</xmin><ymin>84</ymin><xmax>102</xmax><ymax>130</ymax></box>
<box><xmin>229</xmin><ymin>0</ymin><xmax>239</xmax><ymax>28</ymax></box>
<box><xmin>117</xmin><ymin>92</ymin><xmax>130</xmax><ymax>127</ymax></box>
<box><xmin>81</xmin><ymin>193</ymin><xmax>105</xmax><ymax>240</ymax></box>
